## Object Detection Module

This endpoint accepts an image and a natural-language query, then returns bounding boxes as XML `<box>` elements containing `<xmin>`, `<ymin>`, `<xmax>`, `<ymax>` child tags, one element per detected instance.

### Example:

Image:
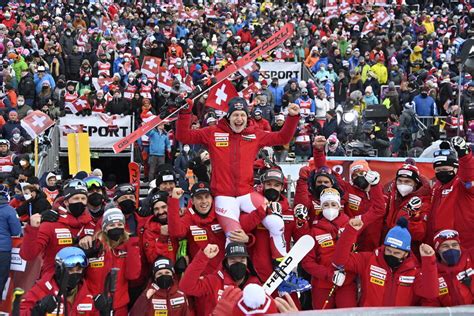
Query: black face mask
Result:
<box><xmin>353</xmin><ymin>176</ymin><xmax>369</xmax><ymax>190</ymax></box>
<box><xmin>119</xmin><ymin>199</ymin><xmax>136</xmax><ymax>215</ymax></box>
<box><xmin>155</xmin><ymin>275</ymin><xmax>173</xmax><ymax>289</ymax></box>
<box><xmin>384</xmin><ymin>254</ymin><xmax>404</xmax><ymax>269</ymax></box>
<box><xmin>67</xmin><ymin>273</ymin><xmax>82</xmax><ymax>292</ymax></box>
<box><xmin>88</xmin><ymin>192</ymin><xmax>104</xmax><ymax>207</ymax></box>
<box><xmin>263</xmin><ymin>188</ymin><xmax>280</xmax><ymax>202</ymax></box>
<box><xmin>227</xmin><ymin>262</ymin><xmax>247</xmax><ymax>281</ymax></box>
<box><xmin>435</xmin><ymin>170</ymin><xmax>456</xmax><ymax>184</ymax></box>
<box><xmin>313</xmin><ymin>184</ymin><xmax>328</xmax><ymax>199</ymax></box>
<box><xmin>107</xmin><ymin>227</ymin><xmax>124</xmax><ymax>241</ymax></box>
<box><xmin>68</xmin><ymin>202</ymin><xmax>86</xmax><ymax>217</ymax></box>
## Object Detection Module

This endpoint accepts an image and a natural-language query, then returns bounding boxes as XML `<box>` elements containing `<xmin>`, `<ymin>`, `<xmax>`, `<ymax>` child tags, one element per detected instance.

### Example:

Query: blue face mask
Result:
<box><xmin>14</xmin><ymin>194</ymin><xmax>24</xmax><ymax>201</ymax></box>
<box><xmin>441</xmin><ymin>249</ymin><xmax>461</xmax><ymax>266</ymax></box>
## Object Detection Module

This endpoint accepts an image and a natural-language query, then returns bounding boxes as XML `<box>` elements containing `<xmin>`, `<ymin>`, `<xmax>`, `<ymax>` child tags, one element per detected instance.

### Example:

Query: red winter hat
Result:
<box><xmin>396</xmin><ymin>164</ymin><xmax>421</xmax><ymax>184</ymax></box>
<box><xmin>233</xmin><ymin>284</ymin><xmax>278</xmax><ymax>316</ymax></box>
<box><xmin>261</xmin><ymin>79</ymin><xmax>268</xmax><ymax>86</ymax></box>
<box><xmin>433</xmin><ymin>229</ymin><xmax>460</xmax><ymax>252</ymax></box>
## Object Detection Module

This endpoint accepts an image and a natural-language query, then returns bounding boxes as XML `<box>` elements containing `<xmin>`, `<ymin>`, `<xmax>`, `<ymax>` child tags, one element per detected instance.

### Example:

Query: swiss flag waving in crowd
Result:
<box><xmin>238</xmin><ymin>62</ymin><xmax>258</xmax><ymax>78</ymax></box>
<box><xmin>375</xmin><ymin>8</ymin><xmax>391</xmax><ymax>25</ymax></box>
<box><xmin>21</xmin><ymin>111</ymin><xmax>55</xmax><ymax>138</ymax></box>
<box><xmin>205</xmin><ymin>79</ymin><xmax>238</xmax><ymax>112</ymax></box>
<box><xmin>66</xmin><ymin>96</ymin><xmax>91</xmax><ymax>114</ymax></box>
<box><xmin>141</xmin><ymin>56</ymin><xmax>162</xmax><ymax>78</ymax></box>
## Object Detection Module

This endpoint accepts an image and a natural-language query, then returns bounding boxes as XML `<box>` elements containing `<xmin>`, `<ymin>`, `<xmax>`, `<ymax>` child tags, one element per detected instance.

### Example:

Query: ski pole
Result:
<box><xmin>321</xmin><ymin>283</ymin><xmax>337</xmax><ymax>310</ymax></box>
<box><xmin>11</xmin><ymin>287</ymin><xmax>24</xmax><ymax>316</ymax></box>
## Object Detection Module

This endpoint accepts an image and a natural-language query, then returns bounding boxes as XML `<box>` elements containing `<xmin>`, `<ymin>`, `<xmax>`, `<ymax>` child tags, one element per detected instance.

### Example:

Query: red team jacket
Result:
<box><xmin>85</xmin><ymin>237</ymin><xmax>142</xmax><ymax>310</ymax></box>
<box><xmin>333</xmin><ymin>225</ymin><xmax>439</xmax><ymax>307</ymax></box>
<box><xmin>20</xmin><ymin>272</ymin><xmax>98</xmax><ymax>316</ymax></box>
<box><xmin>130</xmin><ymin>282</ymin><xmax>192</xmax><ymax>316</ymax></box>
<box><xmin>176</xmin><ymin>112</ymin><xmax>299</xmax><ymax>197</ymax></box>
<box><xmin>422</xmin><ymin>250</ymin><xmax>474</xmax><ymax>307</ymax></box>
<box><xmin>20</xmin><ymin>206</ymin><xmax>93</xmax><ymax>276</ymax></box>
<box><xmin>426</xmin><ymin>152</ymin><xmax>474</xmax><ymax>249</ymax></box>
<box><xmin>167</xmin><ymin>197</ymin><xmax>226</xmax><ymax>275</ymax></box>
<box><xmin>302</xmin><ymin>213</ymin><xmax>356</xmax><ymax>289</ymax></box>
<box><xmin>179</xmin><ymin>250</ymin><xmax>262</xmax><ymax>316</ymax></box>
<box><xmin>143</xmin><ymin>216</ymin><xmax>178</xmax><ymax>265</ymax></box>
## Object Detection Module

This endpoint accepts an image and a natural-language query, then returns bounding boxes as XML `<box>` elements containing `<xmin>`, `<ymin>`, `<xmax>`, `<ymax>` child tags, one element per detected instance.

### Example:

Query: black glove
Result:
<box><xmin>41</xmin><ymin>210</ymin><xmax>59</xmax><ymax>223</ymax></box>
<box><xmin>94</xmin><ymin>294</ymin><xmax>111</xmax><ymax>312</ymax></box>
<box><xmin>81</xmin><ymin>240</ymin><xmax>103</xmax><ymax>258</ymax></box>
<box><xmin>451</xmin><ymin>136</ymin><xmax>469</xmax><ymax>158</ymax></box>
<box><xmin>136</xmin><ymin>205</ymin><xmax>153</xmax><ymax>217</ymax></box>
<box><xmin>175</xmin><ymin>256</ymin><xmax>188</xmax><ymax>274</ymax></box>
<box><xmin>32</xmin><ymin>295</ymin><xmax>57</xmax><ymax>315</ymax></box>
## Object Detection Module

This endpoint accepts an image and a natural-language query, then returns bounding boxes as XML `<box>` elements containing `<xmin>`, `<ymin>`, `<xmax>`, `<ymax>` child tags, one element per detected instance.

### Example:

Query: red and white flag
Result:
<box><xmin>238</xmin><ymin>62</ymin><xmax>258</xmax><ymax>78</ymax></box>
<box><xmin>374</xmin><ymin>8</ymin><xmax>391</xmax><ymax>25</ymax></box>
<box><xmin>325</xmin><ymin>8</ymin><xmax>340</xmax><ymax>21</ymax></box>
<box><xmin>374</xmin><ymin>0</ymin><xmax>388</xmax><ymax>6</ymax></box>
<box><xmin>181</xmin><ymin>75</ymin><xmax>195</xmax><ymax>93</ymax></box>
<box><xmin>65</xmin><ymin>96</ymin><xmax>91</xmax><ymax>114</ymax></box>
<box><xmin>339</xmin><ymin>0</ymin><xmax>351</xmax><ymax>14</ymax></box>
<box><xmin>205</xmin><ymin>79</ymin><xmax>239</xmax><ymax>112</ymax></box>
<box><xmin>60</xmin><ymin>124</ymin><xmax>84</xmax><ymax>136</ymax></box>
<box><xmin>157</xmin><ymin>67</ymin><xmax>174</xmax><ymax>91</ymax></box>
<box><xmin>324</xmin><ymin>0</ymin><xmax>338</xmax><ymax>11</ymax></box>
<box><xmin>362</xmin><ymin>21</ymin><xmax>376</xmax><ymax>35</ymax></box>
<box><xmin>141</xmin><ymin>56</ymin><xmax>162</xmax><ymax>79</ymax></box>
<box><xmin>239</xmin><ymin>83</ymin><xmax>260</xmax><ymax>101</ymax></box>
<box><xmin>345</xmin><ymin>13</ymin><xmax>364</xmax><ymax>25</ymax></box>
<box><xmin>21</xmin><ymin>111</ymin><xmax>55</xmax><ymax>138</ymax></box>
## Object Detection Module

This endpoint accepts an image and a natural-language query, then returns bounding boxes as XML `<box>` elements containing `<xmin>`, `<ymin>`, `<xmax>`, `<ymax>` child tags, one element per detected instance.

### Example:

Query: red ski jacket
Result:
<box><xmin>422</xmin><ymin>250</ymin><xmax>474</xmax><ymax>307</ymax></box>
<box><xmin>302</xmin><ymin>213</ymin><xmax>356</xmax><ymax>289</ymax></box>
<box><xmin>179</xmin><ymin>250</ymin><xmax>262</xmax><ymax>316</ymax></box>
<box><xmin>20</xmin><ymin>272</ymin><xmax>98</xmax><ymax>316</ymax></box>
<box><xmin>19</xmin><ymin>206</ymin><xmax>94</xmax><ymax>276</ymax></box>
<box><xmin>85</xmin><ymin>236</ymin><xmax>141</xmax><ymax>310</ymax></box>
<box><xmin>143</xmin><ymin>216</ymin><xmax>178</xmax><ymax>265</ymax></box>
<box><xmin>167</xmin><ymin>197</ymin><xmax>226</xmax><ymax>275</ymax></box>
<box><xmin>383</xmin><ymin>181</ymin><xmax>432</xmax><ymax>244</ymax></box>
<box><xmin>426</xmin><ymin>152</ymin><xmax>474</xmax><ymax>249</ymax></box>
<box><xmin>333</xmin><ymin>225</ymin><xmax>439</xmax><ymax>307</ymax></box>
<box><xmin>130</xmin><ymin>282</ymin><xmax>192</xmax><ymax>316</ymax></box>
<box><xmin>176</xmin><ymin>113</ymin><xmax>299</xmax><ymax>197</ymax></box>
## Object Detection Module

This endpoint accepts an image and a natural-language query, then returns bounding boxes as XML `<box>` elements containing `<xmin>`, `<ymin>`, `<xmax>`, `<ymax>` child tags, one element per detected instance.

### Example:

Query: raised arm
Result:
<box><xmin>175</xmin><ymin>109</ymin><xmax>211</xmax><ymax>145</ymax></box>
<box><xmin>258</xmin><ymin>104</ymin><xmax>300</xmax><ymax>147</ymax></box>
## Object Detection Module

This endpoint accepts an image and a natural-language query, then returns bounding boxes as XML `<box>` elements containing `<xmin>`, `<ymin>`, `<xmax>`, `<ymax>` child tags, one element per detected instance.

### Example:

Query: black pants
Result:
<box><xmin>0</xmin><ymin>251</ymin><xmax>11</xmax><ymax>298</ymax></box>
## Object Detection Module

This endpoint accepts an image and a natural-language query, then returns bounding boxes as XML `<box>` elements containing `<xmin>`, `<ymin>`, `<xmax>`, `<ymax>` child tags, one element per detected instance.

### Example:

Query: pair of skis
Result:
<box><xmin>112</xmin><ymin>23</ymin><xmax>295</xmax><ymax>154</ymax></box>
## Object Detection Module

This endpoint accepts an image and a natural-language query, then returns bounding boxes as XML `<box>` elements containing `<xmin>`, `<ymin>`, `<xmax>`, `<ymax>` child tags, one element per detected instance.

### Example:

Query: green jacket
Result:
<box><xmin>12</xmin><ymin>57</ymin><xmax>28</xmax><ymax>82</ymax></box>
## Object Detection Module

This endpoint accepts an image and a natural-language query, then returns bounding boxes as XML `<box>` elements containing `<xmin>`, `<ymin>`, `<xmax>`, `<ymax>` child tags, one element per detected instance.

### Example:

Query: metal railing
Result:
<box><xmin>37</xmin><ymin>125</ymin><xmax>60</xmax><ymax>178</ymax></box>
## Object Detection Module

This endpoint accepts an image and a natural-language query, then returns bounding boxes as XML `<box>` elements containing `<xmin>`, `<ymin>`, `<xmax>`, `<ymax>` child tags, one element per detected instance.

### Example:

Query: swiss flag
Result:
<box><xmin>345</xmin><ymin>13</ymin><xmax>364</xmax><ymax>25</ymax></box>
<box><xmin>205</xmin><ymin>79</ymin><xmax>238</xmax><ymax>112</ymax></box>
<box><xmin>362</xmin><ymin>21</ymin><xmax>376</xmax><ymax>35</ymax></box>
<box><xmin>157</xmin><ymin>67</ymin><xmax>174</xmax><ymax>91</ymax></box>
<box><xmin>339</xmin><ymin>1</ymin><xmax>351</xmax><ymax>14</ymax></box>
<box><xmin>181</xmin><ymin>75</ymin><xmax>194</xmax><ymax>92</ymax></box>
<box><xmin>239</xmin><ymin>83</ymin><xmax>260</xmax><ymax>101</ymax></box>
<box><xmin>238</xmin><ymin>62</ymin><xmax>258</xmax><ymax>78</ymax></box>
<box><xmin>141</xmin><ymin>56</ymin><xmax>162</xmax><ymax>79</ymax></box>
<box><xmin>21</xmin><ymin>111</ymin><xmax>55</xmax><ymax>138</ymax></box>
<box><xmin>324</xmin><ymin>0</ymin><xmax>338</xmax><ymax>11</ymax></box>
<box><xmin>325</xmin><ymin>8</ymin><xmax>340</xmax><ymax>21</ymax></box>
<box><xmin>374</xmin><ymin>8</ymin><xmax>391</xmax><ymax>25</ymax></box>
<box><xmin>66</xmin><ymin>96</ymin><xmax>91</xmax><ymax>114</ymax></box>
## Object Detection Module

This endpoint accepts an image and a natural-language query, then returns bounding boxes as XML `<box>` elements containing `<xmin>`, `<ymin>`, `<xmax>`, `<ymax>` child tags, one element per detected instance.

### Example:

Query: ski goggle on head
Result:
<box><xmin>84</xmin><ymin>176</ymin><xmax>104</xmax><ymax>189</ymax></box>
<box><xmin>434</xmin><ymin>229</ymin><xmax>459</xmax><ymax>240</ymax></box>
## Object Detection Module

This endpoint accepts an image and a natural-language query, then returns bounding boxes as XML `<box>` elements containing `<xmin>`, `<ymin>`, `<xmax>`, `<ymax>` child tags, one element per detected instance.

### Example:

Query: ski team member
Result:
<box><xmin>85</xmin><ymin>208</ymin><xmax>141</xmax><ymax>316</ymax></box>
<box><xmin>131</xmin><ymin>256</ymin><xmax>192</xmax><ymax>316</ymax></box>
<box><xmin>332</xmin><ymin>217</ymin><xmax>439</xmax><ymax>307</ymax></box>
<box><xmin>20</xmin><ymin>180</ymin><xmax>94</xmax><ymax>276</ymax></box>
<box><xmin>422</xmin><ymin>229</ymin><xmax>474</xmax><ymax>307</ymax></box>
<box><xmin>176</xmin><ymin>97</ymin><xmax>300</xmax><ymax>265</ymax></box>
<box><xmin>84</xmin><ymin>176</ymin><xmax>109</xmax><ymax>221</ymax></box>
<box><xmin>142</xmin><ymin>191</ymin><xmax>178</xmax><ymax>264</ymax></box>
<box><xmin>167</xmin><ymin>183</ymin><xmax>227</xmax><ymax>275</ymax></box>
<box><xmin>179</xmin><ymin>243</ymin><xmax>261</xmax><ymax>316</ymax></box>
<box><xmin>426</xmin><ymin>137</ymin><xmax>474</xmax><ymax>250</ymax></box>
<box><xmin>383</xmin><ymin>164</ymin><xmax>431</xmax><ymax>249</ymax></box>
<box><xmin>20</xmin><ymin>247</ymin><xmax>100</xmax><ymax>315</ymax></box>
<box><xmin>302</xmin><ymin>188</ymin><xmax>357</xmax><ymax>309</ymax></box>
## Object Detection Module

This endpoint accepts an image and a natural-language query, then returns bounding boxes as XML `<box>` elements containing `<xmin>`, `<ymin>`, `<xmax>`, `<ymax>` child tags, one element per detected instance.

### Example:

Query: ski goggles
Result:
<box><xmin>433</xmin><ymin>149</ymin><xmax>453</xmax><ymax>157</ymax></box>
<box><xmin>434</xmin><ymin>229</ymin><xmax>459</xmax><ymax>240</ymax></box>
<box><xmin>84</xmin><ymin>176</ymin><xmax>104</xmax><ymax>189</ymax></box>
<box><xmin>56</xmin><ymin>252</ymin><xmax>88</xmax><ymax>269</ymax></box>
<box><xmin>116</xmin><ymin>184</ymin><xmax>135</xmax><ymax>194</ymax></box>
<box><xmin>65</xmin><ymin>179</ymin><xmax>88</xmax><ymax>192</ymax></box>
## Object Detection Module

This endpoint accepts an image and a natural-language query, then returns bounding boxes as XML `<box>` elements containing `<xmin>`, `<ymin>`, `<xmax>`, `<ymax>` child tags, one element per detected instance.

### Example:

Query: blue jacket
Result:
<box><xmin>311</xmin><ymin>57</ymin><xmax>329</xmax><ymax>73</ymax></box>
<box><xmin>0</xmin><ymin>201</ymin><xmax>21</xmax><ymax>252</ymax></box>
<box><xmin>147</xmin><ymin>129</ymin><xmax>171</xmax><ymax>156</ymax></box>
<box><xmin>268</xmin><ymin>84</ymin><xmax>284</xmax><ymax>107</ymax></box>
<box><xmin>295</xmin><ymin>96</ymin><xmax>316</xmax><ymax>113</ymax></box>
<box><xmin>34</xmin><ymin>73</ymin><xmax>56</xmax><ymax>94</ymax></box>
<box><xmin>414</xmin><ymin>94</ymin><xmax>437</xmax><ymax>116</ymax></box>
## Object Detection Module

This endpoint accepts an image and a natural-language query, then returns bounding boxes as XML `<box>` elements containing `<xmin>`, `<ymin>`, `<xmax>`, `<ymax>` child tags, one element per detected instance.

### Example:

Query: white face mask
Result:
<box><xmin>397</xmin><ymin>184</ymin><xmax>414</xmax><ymax>197</ymax></box>
<box><xmin>20</xmin><ymin>160</ymin><xmax>27</xmax><ymax>166</ymax></box>
<box><xmin>23</xmin><ymin>193</ymin><xmax>31</xmax><ymax>201</ymax></box>
<box><xmin>322</xmin><ymin>207</ymin><xmax>339</xmax><ymax>221</ymax></box>
<box><xmin>183</xmin><ymin>145</ymin><xmax>190</xmax><ymax>153</ymax></box>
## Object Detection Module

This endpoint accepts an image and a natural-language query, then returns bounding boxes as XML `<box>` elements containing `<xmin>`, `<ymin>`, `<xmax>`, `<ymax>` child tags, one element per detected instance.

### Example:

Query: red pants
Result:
<box><xmin>311</xmin><ymin>283</ymin><xmax>357</xmax><ymax>309</ymax></box>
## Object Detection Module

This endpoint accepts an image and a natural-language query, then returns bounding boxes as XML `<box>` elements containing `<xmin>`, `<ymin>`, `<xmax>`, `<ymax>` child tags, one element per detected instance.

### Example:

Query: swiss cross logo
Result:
<box><xmin>21</xmin><ymin>111</ymin><xmax>55</xmax><ymax>138</ymax></box>
<box><xmin>145</xmin><ymin>58</ymin><xmax>158</xmax><ymax>69</ymax></box>
<box><xmin>32</xmin><ymin>115</ymin><xmax>47</xmax><ymax>127</ymax></box>
<box><xmin>215</xmin><ymin>84</ymin><xmax>228</xmax><ymax>105</ymax></box>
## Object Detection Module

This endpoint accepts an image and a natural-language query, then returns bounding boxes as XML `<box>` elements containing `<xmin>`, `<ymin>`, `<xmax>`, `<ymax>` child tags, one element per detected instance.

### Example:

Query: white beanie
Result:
<box><xmin>299</xmin><ymin>80</ymin><xmax>307</xmax><ymax>89</ymax></box>
<box><xmin>320</xmin><ymin>188</ymin><xmax>341</xmax><ymax>207</ymax></box>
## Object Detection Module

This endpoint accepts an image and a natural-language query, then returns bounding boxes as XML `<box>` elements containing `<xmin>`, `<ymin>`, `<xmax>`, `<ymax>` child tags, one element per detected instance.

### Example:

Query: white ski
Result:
<box><xmin>263</xmin><ymin>234</ymin><xmax>315</xmax><ymax>295</ymax></box>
